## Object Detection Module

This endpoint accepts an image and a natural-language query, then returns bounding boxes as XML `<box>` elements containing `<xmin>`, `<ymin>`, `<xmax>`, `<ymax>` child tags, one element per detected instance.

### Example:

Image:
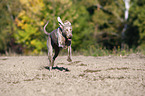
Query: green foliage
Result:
<box><xmin>127</xmin><ymin>0</ymin><xmax>145</xmax><ymax>49</ymax></box>
<box><xmin>14</xmin><ymin>0</ymin><xmax>46</xmax><ymax>54</ymax></box>
<box><xmin>0</xmin><ymin>0</ymin><xmax>21</xmax><ymax>53</ymax></box>
<box><xmin>0</xmin><ymin>0</ymin><xmax>10</xmax><ymax>52</ymax></box>
<box><xmin>0</xmin><ymin>0</ymin><xmax>145</xmax><ymax>55</ymax></box>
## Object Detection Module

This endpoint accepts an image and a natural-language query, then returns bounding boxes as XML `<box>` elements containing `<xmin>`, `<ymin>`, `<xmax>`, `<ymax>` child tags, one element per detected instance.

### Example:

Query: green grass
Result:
<box><xmin>76</xmin><ymin>45</ymin><xmax>145</xmax><ymax>56</ymax></box>
<box><xmin>1</xmin><ymin>45</ymin><xmax>145</xmax><ymax>56</ymax></box>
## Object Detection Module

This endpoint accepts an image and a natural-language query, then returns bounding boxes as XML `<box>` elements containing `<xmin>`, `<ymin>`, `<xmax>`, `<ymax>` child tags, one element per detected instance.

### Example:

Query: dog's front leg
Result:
<box><xmin>67</xmin><ymin>45</ymin><xmax>72</xmax><ymax>62</ymax></box>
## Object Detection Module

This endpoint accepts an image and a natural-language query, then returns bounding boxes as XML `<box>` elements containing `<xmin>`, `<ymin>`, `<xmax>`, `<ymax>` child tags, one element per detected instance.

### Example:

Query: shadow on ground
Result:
<box><xmin>44</xmin><ymin>66</ymin><xmax>70</xmax><ymax>72</ymax></box>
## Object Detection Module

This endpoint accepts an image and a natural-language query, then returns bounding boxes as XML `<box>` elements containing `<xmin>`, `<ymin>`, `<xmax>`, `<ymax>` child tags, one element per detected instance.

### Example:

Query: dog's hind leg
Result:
<box><xmin>47</xmin><ymin>36</ymin><xmax>53</xmax><ymax>71</ymax></box>
<box><xmin>52</xmin><ymin>46</ymin><xmax>60</xmax><ymax>67</ymax></box>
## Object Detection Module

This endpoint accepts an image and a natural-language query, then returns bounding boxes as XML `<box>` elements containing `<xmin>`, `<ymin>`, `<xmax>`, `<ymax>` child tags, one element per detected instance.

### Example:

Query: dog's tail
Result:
<box><xmin>44</xmin><ymin>20</ymin><xmax>50</xmax><ymax>35</ymax></box>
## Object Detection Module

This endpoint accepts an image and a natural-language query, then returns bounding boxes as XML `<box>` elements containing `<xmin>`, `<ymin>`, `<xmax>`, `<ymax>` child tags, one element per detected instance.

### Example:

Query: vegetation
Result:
<box><xmin>0</xmin><ymin>0</ymin><xmax>145</xmax><ymax>56</ymax></box>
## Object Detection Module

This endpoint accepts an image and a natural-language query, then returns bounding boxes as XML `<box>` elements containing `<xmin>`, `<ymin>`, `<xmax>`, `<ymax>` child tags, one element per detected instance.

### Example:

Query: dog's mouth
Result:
<box><xmin>68</xmin><ymin>39</ymin><xmax>71</xmax><ymax>41</ymax></box>
<box><xmin>67</xmin><ymin>36</ymin><xmax>72</xmax><ymax>41</ymax></box>
<box><xmin>67</xmin><ymin>35</ymin><xmax>72</xmax><ymax>41</ymax></box>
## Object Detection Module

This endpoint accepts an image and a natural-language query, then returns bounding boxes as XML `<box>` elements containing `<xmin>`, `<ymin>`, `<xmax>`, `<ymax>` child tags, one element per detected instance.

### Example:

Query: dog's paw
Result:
<box><xmin>67</xmin><ymin>58</ymin><xmax>72</xmax><ymax>62</ymax></box>
<box><xmin>49</xmin><ymin>66</ymin><xmax>52</xmax><ymax>71</ymax></box>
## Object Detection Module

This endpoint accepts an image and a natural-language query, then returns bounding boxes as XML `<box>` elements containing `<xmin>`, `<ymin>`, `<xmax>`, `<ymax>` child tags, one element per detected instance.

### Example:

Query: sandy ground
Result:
<box><xmin>0</xmin><ymin>54</ymin><xmax>145</xmax><ymax>96</ymax></box>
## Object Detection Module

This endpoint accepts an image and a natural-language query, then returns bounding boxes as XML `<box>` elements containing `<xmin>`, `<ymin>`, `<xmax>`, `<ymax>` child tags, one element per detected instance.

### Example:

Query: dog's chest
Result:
<box><xmin>60</xmin><ymin>34</ymin><xmax>66</xmax><ymax>45</ymax></box>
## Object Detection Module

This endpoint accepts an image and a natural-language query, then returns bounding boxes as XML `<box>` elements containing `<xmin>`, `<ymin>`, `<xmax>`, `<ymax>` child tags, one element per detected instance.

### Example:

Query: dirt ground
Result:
<box><xmin>0</xmin><ymin>54</ymin><xmax>145</xmax><ymax>96</ymax></box>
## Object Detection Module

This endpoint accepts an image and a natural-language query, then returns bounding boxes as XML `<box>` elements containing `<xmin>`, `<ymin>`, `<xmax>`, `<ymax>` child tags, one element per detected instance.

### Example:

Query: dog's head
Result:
<box><xmin>57</xmin><ymin>17</ymin><xmax>72</xmax><ymax>40</ymax></box>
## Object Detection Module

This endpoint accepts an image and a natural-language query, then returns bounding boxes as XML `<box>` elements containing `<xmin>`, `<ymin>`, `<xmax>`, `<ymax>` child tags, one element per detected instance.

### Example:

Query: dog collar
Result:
<box><xmin>59</xmin><ymin>27</ymin><xmax>63</xmax><ymax>32</ymax></box>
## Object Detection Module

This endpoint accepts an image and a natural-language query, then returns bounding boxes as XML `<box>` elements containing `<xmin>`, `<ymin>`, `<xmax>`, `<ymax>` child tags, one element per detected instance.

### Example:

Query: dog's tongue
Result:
<box><xmin>68</xmin><ymin>39</ymin><xmax>71</xmax><ymax>41</ymax></box>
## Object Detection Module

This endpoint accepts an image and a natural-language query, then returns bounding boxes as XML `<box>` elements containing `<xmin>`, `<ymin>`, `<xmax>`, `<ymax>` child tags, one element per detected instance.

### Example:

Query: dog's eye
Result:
<box><xmin>70</xmin><ymin>29</ymin><xmax>72</xmax><ymax>31</ymax></box>
<box><xmin>66</xmin><ymin>29</ymin><xmax>68</xmax><ymax>31</ymax></box>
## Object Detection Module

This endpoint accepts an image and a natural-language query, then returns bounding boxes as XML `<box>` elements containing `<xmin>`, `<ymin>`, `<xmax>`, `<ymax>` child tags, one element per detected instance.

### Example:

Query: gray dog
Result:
<box><xmin>44</xmin><ymin>17</ymin><xmax>73</xmax><ymax>70</ymax></box>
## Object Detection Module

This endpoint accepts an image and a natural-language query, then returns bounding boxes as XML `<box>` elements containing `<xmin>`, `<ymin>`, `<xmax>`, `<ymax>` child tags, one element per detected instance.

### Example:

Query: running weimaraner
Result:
<box><xmin>44</xmin><ymin>17</ymin><xmax>73</xmax><ymax>70</ymax></box>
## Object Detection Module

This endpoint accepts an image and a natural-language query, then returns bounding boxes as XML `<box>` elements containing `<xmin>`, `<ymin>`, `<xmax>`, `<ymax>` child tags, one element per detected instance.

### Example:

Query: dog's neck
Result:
<box><xmin>58</xmin><ymin>27</ymin><xmax>70</xmax><ymax>41</ymax></box>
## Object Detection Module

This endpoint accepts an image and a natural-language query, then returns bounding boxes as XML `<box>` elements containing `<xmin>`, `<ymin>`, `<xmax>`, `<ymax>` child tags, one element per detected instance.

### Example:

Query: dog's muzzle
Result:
<box><xmin>67</xmin><ymin>34</ymin><xmax>72</xmax><ymax>41</ymax></box>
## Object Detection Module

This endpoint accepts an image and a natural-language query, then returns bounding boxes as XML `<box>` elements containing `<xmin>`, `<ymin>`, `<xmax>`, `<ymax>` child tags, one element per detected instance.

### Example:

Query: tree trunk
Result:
<box><xmin>121</xmin><ymin>0</ymin><xmax>130</xmax><ymax>50</ymax></box>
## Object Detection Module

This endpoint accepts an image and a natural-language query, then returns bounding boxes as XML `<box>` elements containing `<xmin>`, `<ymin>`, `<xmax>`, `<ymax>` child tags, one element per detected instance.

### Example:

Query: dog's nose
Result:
<box><xmin>68</xmin><ymin>34</ymin><xmax>72</xmax><ymax>39</ymax></box>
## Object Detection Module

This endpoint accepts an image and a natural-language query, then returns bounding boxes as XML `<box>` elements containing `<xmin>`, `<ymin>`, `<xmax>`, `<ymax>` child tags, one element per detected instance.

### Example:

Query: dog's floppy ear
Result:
<box><xmin>64</xmin><ymin>21</ymin><xmax>71</xmax><ymax>26</ymax></box>
<box><xmin>68</xmin><ymin>22</ymin><xmax>71</xmax><ymax>26</ymax></box>
<box><xmin>57</xmin><ymin>17</ymin><xmax>64</xmax><ymax>28</ymax></box>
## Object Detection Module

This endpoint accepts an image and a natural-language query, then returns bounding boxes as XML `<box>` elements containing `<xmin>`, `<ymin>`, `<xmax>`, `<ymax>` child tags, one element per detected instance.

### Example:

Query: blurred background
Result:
<box><xmin>0</xmin><ymin>0</ymin><xmax>145</xmax><ymax>56</ymax></box>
